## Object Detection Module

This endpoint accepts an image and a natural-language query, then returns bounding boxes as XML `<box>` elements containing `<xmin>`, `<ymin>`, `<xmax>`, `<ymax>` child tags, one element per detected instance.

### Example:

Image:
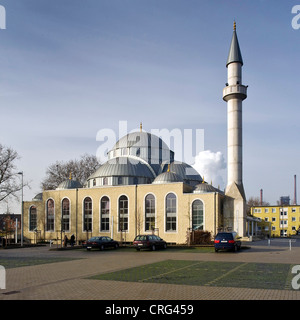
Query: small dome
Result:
<box><xmin>193</xmin><ymin>183</ymin><xmax>223</xmax><ymax>194</ymax></box>
<box><xmin>152</xmin><ymin>171</ymin><xmax>183</xmax><ymax>184</ymax></box>
<box><xmin>32</xmin><ymin>193</ymin><xmax>43</xmax><ymax>201</ymax></box>
<box><xmin>56</xmin><ymin>179</ymin><xmax>83</xmax><ymax>190</ymax></box>
<box><xmin>159</xmin><ymin>161</ymin><xmax>202</xmax><ymax>185</ymax></box>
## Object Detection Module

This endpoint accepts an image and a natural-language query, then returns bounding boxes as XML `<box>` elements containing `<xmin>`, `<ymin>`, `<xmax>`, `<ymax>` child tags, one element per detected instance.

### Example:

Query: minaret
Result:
<box><xmin>223</xmin><ymin>22</ymin><xmax>248</xmax><ymax>237</ymax></box>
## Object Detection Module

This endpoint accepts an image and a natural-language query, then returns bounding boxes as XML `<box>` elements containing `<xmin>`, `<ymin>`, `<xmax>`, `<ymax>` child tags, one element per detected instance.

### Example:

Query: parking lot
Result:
<box><xmin>0</xmin><ymin>239</ymin><xmax>300</xmax><ymax>301</ymax></box>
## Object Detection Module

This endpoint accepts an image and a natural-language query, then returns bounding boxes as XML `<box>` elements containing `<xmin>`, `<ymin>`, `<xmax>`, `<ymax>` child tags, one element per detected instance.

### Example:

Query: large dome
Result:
<box><xmin>86</xmin><ymin>129</ymin><xmax>202</xmax><ymax>188</ymax></box>
<box><xmin>107</xmin><ymin>131</ymin><xmax>174</xmax><ymax>175</ymax></box>
<box><xmin>111</xmin><ymin>131</ymin><xmax>170</xmax><ymax>151</ymax></box>
<box><xmin>86</xmin><ymin>156</ymin><xmax>155</xmax><ymax>187</ymax></box>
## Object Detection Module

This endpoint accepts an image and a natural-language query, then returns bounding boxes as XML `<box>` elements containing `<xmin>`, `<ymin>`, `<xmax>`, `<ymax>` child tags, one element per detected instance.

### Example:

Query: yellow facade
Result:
<box><xmin>251</xmin><ymin>205</ymin><xmax>300</xmax><ymax>237</ymax></box>
<box><xmin>23</xmin><ymin>182</ymin><xmax>225</xmax><ymax>245</ymax></box>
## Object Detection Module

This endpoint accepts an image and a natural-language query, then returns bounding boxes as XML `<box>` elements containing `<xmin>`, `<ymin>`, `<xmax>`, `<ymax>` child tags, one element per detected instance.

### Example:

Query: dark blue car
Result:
<box><xmin>84</xmin><ymin>236</ymin><xmax>119</xmax><ymax>251</ymax></box>
<box><xmin>214</xmin><ymin>232</ymin><xmax>242</xmax><ymax>252</ymax></box>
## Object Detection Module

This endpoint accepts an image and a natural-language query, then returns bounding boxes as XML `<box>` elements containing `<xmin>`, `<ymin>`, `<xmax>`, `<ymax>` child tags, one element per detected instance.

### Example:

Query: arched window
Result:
<box><xmin>192</xmin><ymin>200</ymin><xmax>204</xmax><ymax>230</ymax></box>
<box><xmin>62</xmin><ymin>198</ymin><xmax>70</xmax><ymax>232</ymax></box>
<box><xmin>83</xmin><ymin>197</ymin><xmax>92</xmax><ymax>232</ymax></box>
<box><xmin>165</xmin><ymin>193</ymin><xmax>176</xmax><ymax>232</ymax></box>
<box><xmin>145</xmin><ymin>194</ymin><xmax>155</xmax><ymax>231</ymax></box>
<box><xmin>119</xmin><ymin>195</ymin><xmax>128</xmax><ymax>232</ymax></box>
<box><xmin>100</xmin><ymin>196</ymin><xmax>110</xmax><ymax>231</ymax></box>
<box><xmin>29</xmin><ymin>206</ymin><xmax>37</xmax><ymax>231</ymax></box>
<box><xmin>46</xmin><ymin>199</ymin><xmax>54</xmax><ymax>232</ymax></box>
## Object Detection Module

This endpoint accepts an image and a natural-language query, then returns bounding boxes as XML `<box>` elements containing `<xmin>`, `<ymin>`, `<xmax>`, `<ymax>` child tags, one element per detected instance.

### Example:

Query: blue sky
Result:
<box><xmin>1</xmin><ymin>0</ymin><xmax>300</xmax><ymax>213</ymax></box>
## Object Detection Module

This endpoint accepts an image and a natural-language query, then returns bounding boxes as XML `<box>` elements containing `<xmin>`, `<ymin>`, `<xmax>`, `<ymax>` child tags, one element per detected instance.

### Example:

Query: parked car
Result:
<box><xmin>214</xmin><ymin>232</ymin><xmax>242</xmax><ymax>252</ymax></box>
<box><xmin>133</xmin><ymin>234</ymin><xmax>167</xmax><ymax>251</ymax></box>
<box><xmin>84</xmin><ymin>236</ymin><xmax>119</xmax><ymax>251</ymax></box>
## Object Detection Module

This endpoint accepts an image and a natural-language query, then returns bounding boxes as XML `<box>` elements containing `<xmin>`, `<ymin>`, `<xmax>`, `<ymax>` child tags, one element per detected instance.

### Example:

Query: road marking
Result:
<box><xmin>138</xmin><ymin>261</ymin><xmax>205</xmax><ymax>283</ymax></box>
<box><xmin>205</xmin><ymin>262</ymin><xmax>248</xmax><ymax>286</ymax></box>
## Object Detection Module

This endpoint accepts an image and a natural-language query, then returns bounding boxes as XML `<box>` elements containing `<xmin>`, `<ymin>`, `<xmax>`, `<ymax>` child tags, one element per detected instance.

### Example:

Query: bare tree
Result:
<box><xmin>0</xmin><ymin>144</ymin><xmax>25</xmax><ymax>202</ymax></box>
<box><xmin>41</xmin><ymin>153</ymin><xmax>101</xmax><ymax>190</ymax></box>
<box><xmin>246</xmin><ymin>196</ymin><xmax>270</xmax><ymax>215</ymax></box>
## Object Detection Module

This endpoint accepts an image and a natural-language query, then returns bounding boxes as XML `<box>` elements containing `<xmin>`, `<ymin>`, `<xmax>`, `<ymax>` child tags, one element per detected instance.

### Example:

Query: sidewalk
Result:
<box><xmin>1</xmin><ymin>243</ymin><xmax>300</xmax><ymax>300</ymax></box>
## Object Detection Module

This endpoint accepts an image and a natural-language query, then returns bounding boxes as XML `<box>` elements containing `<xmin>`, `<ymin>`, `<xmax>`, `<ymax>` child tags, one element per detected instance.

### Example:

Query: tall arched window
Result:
<box><xmin>83</xmin><ymin>197</ymin><xmax>92</xmax><ymax>231</ymax></box>
<box><xmin>145</xmin><ymin>194</ymin><xmax>155</xmax><ymax>231</ymax></box>
<box><xmin>46</xmin><ymin>199</ymin><xmax>54</xmax><ymax>231</ymax></box>
<box><xmin>100</xmin><ymin>196</ymin><xmax>110</xmax><ymax>231</ymax></box>
<box><xmin>165</xmin><ymin>193</ymin><xmax>176</xmax><ymax>232</ymax></box>
<box><xmin>119</xmin><ymin>195</ymin><xmax>128</xmax><ymax>232</ymax></box>
<box><xmin>62</xmin><ymin>198</ymin><xmax>70</xmax><ymax>232</ymax></box>
<box><xmin>29</xmin><ymin>206</ymin><xmax>37</xmax><ymax>231</ymax></box>
<box><xmin>192</xmin><ymin>200</ymin><xmax>204</xmax><ymax>230</ymax></box>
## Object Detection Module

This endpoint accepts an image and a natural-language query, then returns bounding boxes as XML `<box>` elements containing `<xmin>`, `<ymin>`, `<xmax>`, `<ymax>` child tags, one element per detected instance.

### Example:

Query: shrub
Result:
<box><xmin>188</xmin><ymin>230</ymin><xmax>212</xmax><ymax>245</ymax></box>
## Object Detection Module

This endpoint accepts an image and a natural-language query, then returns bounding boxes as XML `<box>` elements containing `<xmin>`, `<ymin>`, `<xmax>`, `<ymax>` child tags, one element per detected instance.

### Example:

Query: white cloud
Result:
<box><xmin>192</xmin><ymin>150</ymin><xmax>226</xmax><ymax>190</ymax></box>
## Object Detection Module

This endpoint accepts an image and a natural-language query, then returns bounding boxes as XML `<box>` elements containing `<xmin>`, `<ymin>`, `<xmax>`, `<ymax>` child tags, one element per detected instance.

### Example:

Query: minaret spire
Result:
<box><xmin>226</xmin><ymin>21</ymin><xmax>243</xmax><ymax>67</ymax></box>
<box><xmin>223</xmin><ymin>23</ymin><xmax>248</xmax><ymax>237</ymax></box>
<box><xmin>223</xmin><ymin>24</ymin><xmax>247</xmax><ymax>188</ymax></box>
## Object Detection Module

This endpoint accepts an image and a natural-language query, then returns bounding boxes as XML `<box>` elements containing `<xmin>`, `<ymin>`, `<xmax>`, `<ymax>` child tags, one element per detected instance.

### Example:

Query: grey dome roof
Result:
<box><xmin>109</xmin><ymin>131</ymin><xmax>174</xmax><ymax>175</ymax></box>
<box><xmin>152</xmin><ymin>171</ymin><xmax>183</xmax><ymax>184</ymax></box>
<box><xmin>90</xmin><ymin>156</ymin><xmax>155</xmax><ymax>179</ymax></box>
<box><xmin>32</xmin><ymin>193</ymin><xmax>43</xmax><ymax>201</ymax></box>
<box><xmin>159</xmin><ymin>161</ymin><xmax>202</xmax><ymax>184</ymax></box>
<box><xmin>193</xmin><ymin>183</ymin><xmax>223</xmax><ymax>194</ymax></box>
<box><xmin>56</xmin><ymin>179</ymin><xmax>83</xmax><ymax>190</ymax></box>
<box><xmin>112</xmin><ymin>131</ymin><xmax>170</xmax><ymax>151</ymax></box>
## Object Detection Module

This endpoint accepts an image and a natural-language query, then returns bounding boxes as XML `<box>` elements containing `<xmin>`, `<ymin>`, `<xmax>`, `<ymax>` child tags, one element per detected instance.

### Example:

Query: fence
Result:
<box><xmin>267</xmin><ymin>238</ymin><xmax>297</xmax><ymax>251</ymax></box>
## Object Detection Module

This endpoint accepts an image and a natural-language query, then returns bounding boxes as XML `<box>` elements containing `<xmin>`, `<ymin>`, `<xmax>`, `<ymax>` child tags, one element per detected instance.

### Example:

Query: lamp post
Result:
<box><xmin>17</xmin><ymin>171</ymin><xmax>23</xmax><ymax>246</ymax></box>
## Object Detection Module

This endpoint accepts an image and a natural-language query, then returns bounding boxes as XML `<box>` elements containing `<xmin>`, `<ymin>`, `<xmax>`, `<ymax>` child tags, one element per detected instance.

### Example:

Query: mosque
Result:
<box><xmin>23</xmin><ymin>23</ymin><xmax>252</xmax><ymax>245</ymax></box>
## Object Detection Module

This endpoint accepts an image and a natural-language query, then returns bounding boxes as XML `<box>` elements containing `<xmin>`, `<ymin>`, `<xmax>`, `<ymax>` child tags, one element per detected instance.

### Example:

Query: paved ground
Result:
<box><xmin>0</xmin><ymin>239</ymin><xmax>300</xmax><ymax>301</ymax></box>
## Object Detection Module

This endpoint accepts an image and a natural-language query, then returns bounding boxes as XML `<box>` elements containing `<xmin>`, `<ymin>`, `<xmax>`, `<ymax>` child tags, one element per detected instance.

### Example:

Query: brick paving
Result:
<box><xmin>0</xmin><ymin>242</ymin><xmax>300</xmax><ymax>300</ymax></box>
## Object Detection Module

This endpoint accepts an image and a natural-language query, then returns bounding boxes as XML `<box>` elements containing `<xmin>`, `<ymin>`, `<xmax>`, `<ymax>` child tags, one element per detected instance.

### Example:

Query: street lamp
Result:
<box><xmin>17</xmin><ymin>171</ymin><xmax>23</xmax><ymax>246</ymax></box>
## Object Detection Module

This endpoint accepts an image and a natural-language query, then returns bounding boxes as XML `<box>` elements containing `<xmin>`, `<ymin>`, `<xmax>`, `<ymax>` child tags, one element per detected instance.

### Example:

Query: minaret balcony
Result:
<box><xmin>223</xmin><ymin>84</ymin><xmax>247</xmax><ymax>102</ymax></box>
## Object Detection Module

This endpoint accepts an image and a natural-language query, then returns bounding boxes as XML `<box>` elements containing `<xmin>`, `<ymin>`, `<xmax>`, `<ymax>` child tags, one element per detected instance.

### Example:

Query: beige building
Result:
<box><xmin>23</xmin><ymin>23</ymin><xmax>250</xmax><ymax>245</ymax></box>
<box><xmin>24</xmin><ymin>177</ymin><xmax>225</xmax><ymax>245</ymax></box>
<box><xmin>23</xmin><ymin>130</ymin><xmax>225</xmax><ymax>245</ymax></box>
